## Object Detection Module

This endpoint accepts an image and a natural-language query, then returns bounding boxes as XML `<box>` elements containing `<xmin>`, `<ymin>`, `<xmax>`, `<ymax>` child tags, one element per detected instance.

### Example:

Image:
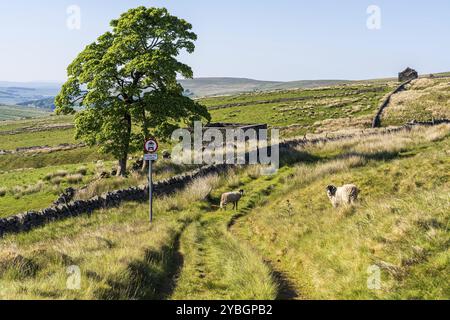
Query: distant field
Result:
<box><xmin>205</xmin><ymin>84</ymin><xmax>393</xmax><ymax>137</ymax></box>
<box><xmin>180</xmin><ymin>77</ymin><xmax>351</xmax><ymax>97</ymax></box>
<box><xmin>0</xmin><ymin>114</ymin><xmax>72</xmax><ymax>131</ymax></box>
<box><xmin>0</xmin><ymin>105</ymin><xmax>49</xmax><ymax>121</ymax></box>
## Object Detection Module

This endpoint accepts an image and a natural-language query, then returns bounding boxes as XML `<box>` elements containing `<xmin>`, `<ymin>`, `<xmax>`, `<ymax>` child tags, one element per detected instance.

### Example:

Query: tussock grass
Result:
<box><xmin>9</xmin><ymin>181</ymin><xmax>45</xmax><ymax>199</ymax></box>
<box><xmin>0</xmin><ymin>197</ymin><xmax>198</xmax><ymax>299</ymax></box>
<box><xmin>75</xmin><ymin>166</ymin><xmax>88</xmax><ymax>176</ymax></box>
<box><xmin>383</xmin><ymin>78</ymin><xmax>450</xmax><ymax>126</ymax></box>
<box><xmin>231</xmin><ymin>126</ymin><xmax>450</xmax><ymax>299</ymax></box>
<box><xmin>0</xmin><ymin>121</ymin><xmax>448</xmax><ymax>300</ymax></box>
<box><xmin>208</xmin><ymin>83</ymin><xmax>392</xmax><ymax>137</ymax></box>
<box><xmin>66</xmin><ymin>174</ymin><xmax>83</xmax><ymax>184</ymax></box>
<box><xmin>44</xmin><ymin>170</ymin><xmax>68</xmax><ymax>181</ymax></box>
<box><xmin>155</xmin><ymin>174</ymin><xmax>221</xmax><ymax>213</ymax></box>
<box><xmin>0</xmin><ymin>167</ymin><xmax>275</xmax><ymax>300</ymax></box>
<box><xmin>50</xmin><ymin>176</ymin><xmax>64</xmax><ymax>186</ymax></box>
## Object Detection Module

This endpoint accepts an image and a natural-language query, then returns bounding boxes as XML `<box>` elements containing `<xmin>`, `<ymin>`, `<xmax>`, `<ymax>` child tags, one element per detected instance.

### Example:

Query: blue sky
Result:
<box><xmin>1</xmin><ymin>0</ymin><xmax>449</xmax><ymax>82</ymax></box>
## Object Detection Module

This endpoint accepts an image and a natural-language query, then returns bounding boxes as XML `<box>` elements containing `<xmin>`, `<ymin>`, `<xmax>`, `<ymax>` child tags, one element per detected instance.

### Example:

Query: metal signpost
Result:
<box><xmin>144</xmin><ymin>138</ymin><xmax>159</xmax><ymax>223</ymax></box>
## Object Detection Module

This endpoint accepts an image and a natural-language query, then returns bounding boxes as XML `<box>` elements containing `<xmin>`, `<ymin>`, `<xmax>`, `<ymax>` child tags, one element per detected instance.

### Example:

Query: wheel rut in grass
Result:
<box><xmin>170</xmin><ymin>175</ymin><xmax>283</xmax><ymax>299</ymax></box>
<box><xmin>157</xmin><ymin>230</ymin><xmax>185</xmax><ymax>300</ymax></box>
<box><xmin>225</xmin><ymin>173</ymin><xmax>302</xmax><ymax>300</ymax></box>
<box><xmin>265</xmin><ymin>261</ymin><xmax>300</xmax><ymax>300</ymax></box>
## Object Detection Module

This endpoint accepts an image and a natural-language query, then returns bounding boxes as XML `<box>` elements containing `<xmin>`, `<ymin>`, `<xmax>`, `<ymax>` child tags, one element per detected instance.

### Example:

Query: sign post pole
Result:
<box><xmin>149</xmin><ymin>158</ymin><xmax>153</xmax><ymax>223</ymax></box>
<box><xmin>144</xmin><ymin>138</ymin><xmax>159</xmax><ymax>224</ymax></box>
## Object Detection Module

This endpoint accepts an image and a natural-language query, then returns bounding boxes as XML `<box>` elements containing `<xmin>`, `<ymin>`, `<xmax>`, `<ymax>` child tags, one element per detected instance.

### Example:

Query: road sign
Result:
<box><xmin>144</xmin><ymin>139</ymin><xmax>158</xmax><ymax>153</ymax></box>
<box><xmin>144</xmin><ymin>153</ymin><xmax>158</xmax><ymax>161</ymax></box>
<box><xmin>144</xmin><ymin>138</ymin><xmax>158</xmax><ymax>224</ymax></box>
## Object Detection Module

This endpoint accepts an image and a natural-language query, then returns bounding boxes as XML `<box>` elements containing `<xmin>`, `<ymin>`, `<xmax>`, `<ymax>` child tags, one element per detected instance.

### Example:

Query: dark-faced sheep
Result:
<box><xmin>220</xmin><ymin>189</ymin><xmax>244</xmax><ymax>210</ymax></box>
<box><xmin>326</xmin><ymin>184</ymin><xmax>359</xmax><ymax>208</ymax></box>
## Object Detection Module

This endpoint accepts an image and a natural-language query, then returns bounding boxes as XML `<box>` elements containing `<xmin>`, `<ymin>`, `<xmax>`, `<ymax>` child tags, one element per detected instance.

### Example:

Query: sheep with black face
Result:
<box><xmin>326</xmin><ymin>184</ymin><xmax>359</xmax><ymax>208</ymax></box>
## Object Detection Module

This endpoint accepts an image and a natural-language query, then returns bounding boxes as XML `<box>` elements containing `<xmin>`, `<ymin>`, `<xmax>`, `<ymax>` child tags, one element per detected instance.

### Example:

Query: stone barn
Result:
<box><xmin>398</xmin><ymin>67</ymin><xmax>418</xmax><ymax>82</ymax></box>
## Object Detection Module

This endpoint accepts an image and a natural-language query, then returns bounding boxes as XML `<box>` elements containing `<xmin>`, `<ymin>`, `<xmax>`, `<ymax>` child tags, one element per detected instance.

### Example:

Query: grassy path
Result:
<box><xmin>170</xmin><ymin>171</ymin><xmax>287</xmax><ymax>300</ymax></box>
<box><xmin>0</xmin><ymin>125</ymin><xmax>447</xmax><ymax>299</ymax></box>
<box><xmin>228</xmin><ymin>130</ymin><xmax>450</xmax><ymax>299</ymax></box>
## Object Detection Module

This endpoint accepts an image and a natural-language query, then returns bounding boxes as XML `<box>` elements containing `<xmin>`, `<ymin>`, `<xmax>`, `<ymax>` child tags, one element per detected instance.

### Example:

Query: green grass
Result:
<box><xmin>382</xmin><ymin>78</ymin><xmax>450</xmax><ymax>126</ymax></box>
<box><xmin>1</xmin><ymin>125</ymin><xmax>447</xmax><ymax>300</ymax></box>
<box><xmin>0</xmin><ymin>79</ymin><xmax>449</xmax><ymax>300</ymax></box>
<box><xmin>200</xmin><ymin>84</ymin><xmax>389</xmax><ymax>108</ymax></box>
<box><xmin>0</xmin><ymin>105</ymin><xmax>49</xmax><ymax>121</ymax></box>
<box><xmin>0</xmin><ymin>162</ymin><xmax>98</xmax><ymax>217</ymax></box>
<box><xmin>0</xmin><ymin>158</ymin><xmax>198</xmax><ymax>218</ymax></box>
<box><xmin>0</xmin><ymin>147</ymin><xmax>112</xmax><ymax>172</ymax></box>
<box><xmin>208</xmin><ymin>84</ymin><xmax>392</xmax><ymax>137</ymax></box>
<box><xmin>0</xmin><ymin>128</ymin><xmax>76</xmax><ymax>150</ymax></box>
<box><xmin>231</xmin><ymin>125</ymin><xmax>450</xmax><ymax>299</ymax></box>
<box><xmin>0</xmin><ymin>172</ymin><xmax>275</xmax><ymax>299</ymax></box>
<box><xmin>0</xmin><ymin>115</ymin><xmax>73</xmax><ymax>132</ymax></box>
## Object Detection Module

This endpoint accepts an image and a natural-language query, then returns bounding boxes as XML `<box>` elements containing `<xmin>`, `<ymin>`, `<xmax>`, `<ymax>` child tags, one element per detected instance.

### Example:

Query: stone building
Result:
<box><xmin>398</xmin><ymin>67</ymin><xmax>418</xmax><ymax>82</ymax></box>
<box><xmin>203</xmin><ymin>123</ymin><xmax>268</xmax><ymax>142</ymax></box>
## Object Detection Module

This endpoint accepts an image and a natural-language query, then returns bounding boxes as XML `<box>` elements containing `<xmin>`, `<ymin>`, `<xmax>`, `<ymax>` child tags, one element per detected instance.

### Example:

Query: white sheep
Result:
<box><xmin>220</xmin><ymin>189</ymin><xmax>244</xmax><ymax>210</ymax></box>
<box><xmin>326</xmin><ymin>184</ymin><xmax>359</xmax><ymax>208</ymax></box>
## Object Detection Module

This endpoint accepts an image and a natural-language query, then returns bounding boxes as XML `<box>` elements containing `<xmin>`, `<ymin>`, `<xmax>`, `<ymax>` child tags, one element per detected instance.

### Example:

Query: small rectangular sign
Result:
<box><xmin>144</xmin><ymin>153</ymin><xmax>158</xmax><ymax>161</ymax></box>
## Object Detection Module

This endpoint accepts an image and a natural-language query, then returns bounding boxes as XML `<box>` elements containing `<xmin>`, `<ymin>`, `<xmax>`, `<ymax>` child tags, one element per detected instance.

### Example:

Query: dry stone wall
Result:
<box><xmin>0</xmin><ymin>164</ymin><xmax>230</xmax><ymax>237</ymax></box>
<box><xmin>372</xmin><ymin>80</ymin><xmax>413</xmax><ymax>128</ymax></box>
<box><xmin>0</xmin><ymin>120</ymin><xmax>448</xmax><ymax>237</ymax></box>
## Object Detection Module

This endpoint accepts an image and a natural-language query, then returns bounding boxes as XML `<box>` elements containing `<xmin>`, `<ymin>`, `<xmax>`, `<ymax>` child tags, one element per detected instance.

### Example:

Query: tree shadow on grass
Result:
<box><xmin>95</xmin><ymin>232</ymin><xmax>185</xmax><ymax>300</ymax></box>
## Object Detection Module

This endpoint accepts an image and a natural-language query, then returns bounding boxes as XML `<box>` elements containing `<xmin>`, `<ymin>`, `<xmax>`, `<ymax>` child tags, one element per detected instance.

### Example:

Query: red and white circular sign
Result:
<box><xmin>144</xmin><ymin>139</ymin><xmax>159</xmax><ymax>153</ymax></box>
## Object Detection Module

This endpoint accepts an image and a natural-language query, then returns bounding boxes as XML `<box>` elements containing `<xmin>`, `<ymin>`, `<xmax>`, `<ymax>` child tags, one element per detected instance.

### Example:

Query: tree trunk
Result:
<box><xmin>117</xmin><ymin>111</ymin><xmax>132</xmax><ymax>177</ymax></box>
<box><xmin>141</xmin><ymin>105</ymin><xmax>150</xmax><ymax>172</ymax></box>
<box><xmin>117</xmin><ymin>157</ymin><xmax>127</xmax><ymax>176</ymax></box>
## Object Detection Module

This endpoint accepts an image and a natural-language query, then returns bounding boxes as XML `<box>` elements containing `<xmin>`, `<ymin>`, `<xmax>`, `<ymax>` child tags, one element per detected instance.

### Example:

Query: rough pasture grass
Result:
<box><xmin>0</xmin><ymin>105</ymin><xmax>49</xmax><ymax>121</ymax></box>
<box><xmin>0</xmin><ymin>147</ymin><xmax>112</xmax><ymax>171</ymax></box>
<box><xmin>0</xmin><ymin>125</ymin><xmax>447</xmax><ymax>300</ymax></box>
<box><xmin>0</xmin><ymin>128</ymin><xmax>76</xmax><ymax>150</ymax></box>
<box><xmin>0</xmin><ymin>163</ymin><xmax>98</xmax><ymax>217</ymax></box>
<box><xmin>200</xmin><ymin>84</ymin><xmax>389</xmax><ymax>108</ymax></box>
<box><xmin>0</xmin><ymin>159</ymin><xmax>198</xmax><ymax>218</ymax></box>
<box><xmin>0</xmin><ymin>174</ymin><xmax>274</xmax><ymax>299</ymax></box>
<box><xmin>0</xmin><ymin>115</ymin><xmax>73</xmax><ymax>132</ymax></box>
<box><xmin>208</xmin><ymin>84</ymin><xmax>392</xmax><ymax>137</ymax></box>
<box><xmin>382</xmin><ymin>78</ymin><xmax>450</xmax><ymax>126</ymax></box>
<box><xmin>231</xmin><ymin>125</ymin><xmax>450</xmax><ymax>299</ymax></box>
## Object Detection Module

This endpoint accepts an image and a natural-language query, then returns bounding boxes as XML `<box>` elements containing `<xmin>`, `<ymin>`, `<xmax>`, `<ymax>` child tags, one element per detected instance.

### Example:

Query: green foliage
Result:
<box><xmin>55</xmin><ymin>6</ymin><xmax>210</xmax><ymax>172</ymax></box>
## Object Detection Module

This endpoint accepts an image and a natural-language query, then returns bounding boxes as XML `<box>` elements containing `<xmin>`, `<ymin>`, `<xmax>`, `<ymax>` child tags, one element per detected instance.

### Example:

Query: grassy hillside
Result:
<box><xmin>0</xmin><ymin>76</ymin><xmax>448</xmax><ymax>300</ymax></box>
<box><xmin>0</xmin><ymin>124</ymin><xmax>448</xmax><ymax>299</ymax></box>
<box><xmin>180</xmin><ymin>77</ymin><xmax>350</xmax><ymax>97</ymax></box>
<box><xmin>382</xmin><ymin>78</ymin><xmax>450</xmax><ymax>126</ymax></box>
<box><xmin>0</xmin><ymin>105</ymin><xmax>49</xmax><ymax>121</ymax></box>
<box><xmin>204</xmin><ymin>83</ymin><xmax>394</xmax><ymax>137</ymax></box>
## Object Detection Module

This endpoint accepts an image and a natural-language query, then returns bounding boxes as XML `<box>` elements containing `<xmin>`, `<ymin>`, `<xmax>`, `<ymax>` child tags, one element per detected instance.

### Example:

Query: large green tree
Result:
<box><xmin>55</xmin><ymin>6</ymin><xmax>210</xmax><ymax>175</ymax></box>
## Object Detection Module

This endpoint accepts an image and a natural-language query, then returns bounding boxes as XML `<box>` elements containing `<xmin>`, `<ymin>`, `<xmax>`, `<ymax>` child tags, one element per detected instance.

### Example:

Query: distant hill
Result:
<box><xmin>0</xmin><ymin>105</ymin><xmax>50</xmax><ymax>121</ymax></box>
<box><xmin>17</xmin><ymin>97</ymin><xmax>55</xmax><ymax>110</ymax></box>
<box><xmin>179</xmin><ymin>77</ymin><xmax>350</xmax><ymax>97</ymax></box>
<box><xmin>0</xmin><ymin>81</ymin><xmax>60</xmax><ymax>106</ymax></box>
<box><xmin>2</xmin><ymin>72</ymin><xmax>448</xmax><ymax>107</ymax></box>
<box><xmin>0</xmin><ymin>78</ymin><xmax>350</xmax><ymax>107</ymax></box>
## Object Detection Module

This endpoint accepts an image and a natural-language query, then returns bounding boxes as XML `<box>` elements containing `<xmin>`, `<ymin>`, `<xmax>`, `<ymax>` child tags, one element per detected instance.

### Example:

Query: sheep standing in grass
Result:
<box><xmin>220</xmin><ymin>190</ymin><xmax>244</xmax><ymax>210</ymax></box>
<box><xmin>326</xmin><ymin>184</ymin><xmax>359</xmax><ymax>208</ymax></box>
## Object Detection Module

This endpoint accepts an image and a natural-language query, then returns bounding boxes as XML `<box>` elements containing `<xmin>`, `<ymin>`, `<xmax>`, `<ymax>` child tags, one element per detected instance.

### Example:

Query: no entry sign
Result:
<box><xmin>144</xmin><ymin>138</ymin><xmax>158</xmax><ymax>153</ymax></box>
